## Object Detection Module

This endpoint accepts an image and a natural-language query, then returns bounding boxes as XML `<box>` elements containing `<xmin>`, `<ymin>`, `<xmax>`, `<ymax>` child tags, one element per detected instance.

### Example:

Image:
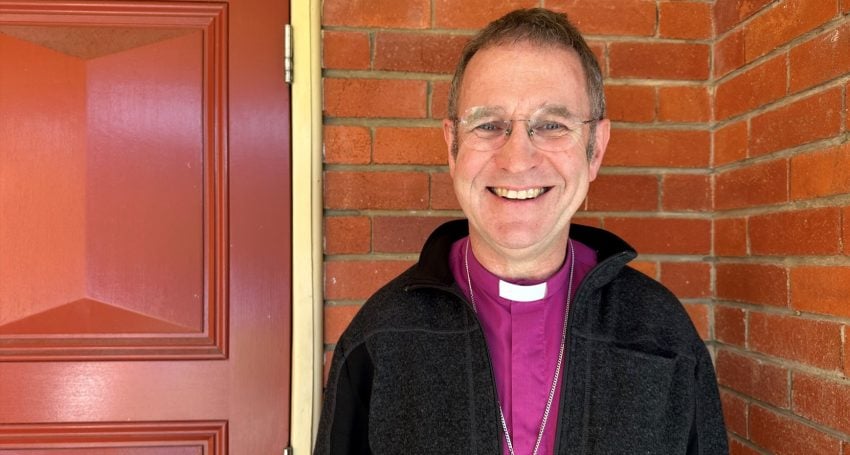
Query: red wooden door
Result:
<box><xmin>0</xmin><ymin>0</ymin><xmax>292</xmax><ymax>453</ymax></box>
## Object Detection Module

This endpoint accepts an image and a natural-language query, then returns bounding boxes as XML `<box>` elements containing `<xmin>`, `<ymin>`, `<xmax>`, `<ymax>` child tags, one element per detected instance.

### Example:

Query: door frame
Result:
<box><xmin>290</xmin><ymin>0</ymin><xmax>323</xmax><ymax>452</ymax></box>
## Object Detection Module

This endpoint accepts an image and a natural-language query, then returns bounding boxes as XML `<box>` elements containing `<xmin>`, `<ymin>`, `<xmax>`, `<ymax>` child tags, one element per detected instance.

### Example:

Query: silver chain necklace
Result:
<box><xmin>464</xmin><ymin>238</ymin><xmax>575</xmax><ymax>455</ymax></box>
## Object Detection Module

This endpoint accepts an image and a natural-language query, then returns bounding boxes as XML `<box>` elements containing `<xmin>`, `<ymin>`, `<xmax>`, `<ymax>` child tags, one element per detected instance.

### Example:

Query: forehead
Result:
<box><xmin>457</xmin><ymin>42</ymin><xmax>590</xmax><ymax>116</ymax></box>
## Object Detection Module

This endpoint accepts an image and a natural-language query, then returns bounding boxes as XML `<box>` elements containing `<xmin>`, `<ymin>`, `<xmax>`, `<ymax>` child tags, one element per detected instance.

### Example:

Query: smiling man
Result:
<box><xmin>315</xmin><ymin>8</ymin><xmax>728</xmax><ymax>455</ymax></box>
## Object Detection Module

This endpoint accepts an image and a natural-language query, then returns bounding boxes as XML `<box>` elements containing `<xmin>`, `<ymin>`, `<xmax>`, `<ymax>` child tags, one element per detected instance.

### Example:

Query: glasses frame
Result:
<box><xmin>452</xmin><ymin>109</ymin><xmax>600</xmax><ymax>152</ymax></box>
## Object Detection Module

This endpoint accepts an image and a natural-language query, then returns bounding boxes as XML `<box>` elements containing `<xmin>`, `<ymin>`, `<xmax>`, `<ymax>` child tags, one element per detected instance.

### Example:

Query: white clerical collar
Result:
<box><xmin>498</xmin><ymin>280</ymin><xmax>547</xmax><ymax>302</ymax></box>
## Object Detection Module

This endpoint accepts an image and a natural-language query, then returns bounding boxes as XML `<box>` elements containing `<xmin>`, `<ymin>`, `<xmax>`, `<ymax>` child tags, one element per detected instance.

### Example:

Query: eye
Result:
<box><xmin>531</xmin><ymin>120</ymin><xmax>570</xmax><ymax>136</ymax></box>
<box><xmin>472</xmin><ymin>121</ymin><xmax>508</xmax><ymax>136</ymax></box>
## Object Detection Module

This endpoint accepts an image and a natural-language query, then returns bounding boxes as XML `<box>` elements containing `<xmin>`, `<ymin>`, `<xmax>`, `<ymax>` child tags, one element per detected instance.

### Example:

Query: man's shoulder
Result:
<box><xmin>335</xmin><ymin>266</ymin><xmax>475</xmax><ymax>349</ymax></box>
<box><xmin>582</xmin><ymin>265</ymin><xmax>707</xmax><ymax>355</ymax></box>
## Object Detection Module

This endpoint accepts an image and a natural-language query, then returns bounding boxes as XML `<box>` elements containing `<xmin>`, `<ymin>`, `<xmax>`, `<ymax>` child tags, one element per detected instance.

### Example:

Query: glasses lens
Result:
<box><xmin>456</xmin><ymin>109</ymin><xmax>594</xmax><ymax>152</ymax></box>
<box><xmin>458</xmin><ymin>119</ymin><xmax>509</xmax><ymax>151</ymax></box>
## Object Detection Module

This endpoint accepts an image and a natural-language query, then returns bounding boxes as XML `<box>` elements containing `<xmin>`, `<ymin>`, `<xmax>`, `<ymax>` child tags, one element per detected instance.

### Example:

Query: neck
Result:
<box><xmin>468</xmin><ymin>234</ymin><xmax>569</xmax><ymax>281</ymax></box>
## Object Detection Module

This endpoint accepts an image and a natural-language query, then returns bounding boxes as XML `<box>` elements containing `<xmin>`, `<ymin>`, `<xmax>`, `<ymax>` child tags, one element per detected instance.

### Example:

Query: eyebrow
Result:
<box><xmin>533</xmin><ymin>104</ymin><xmax>578</xmax><ymax>118</ymax></box>
<box><xmin>460</xmin><ymin>104</ymin><xmax>583</xmax><ymax>122</ymax></box>
<box><xmin>461</xmin><ymin>106</ymin><xmax>506</xmax><ymax>123</ymax></box>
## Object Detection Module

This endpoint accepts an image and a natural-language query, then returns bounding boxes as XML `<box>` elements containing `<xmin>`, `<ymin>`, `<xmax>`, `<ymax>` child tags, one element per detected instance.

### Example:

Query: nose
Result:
<box><xmin>494</xmin><ymin>123</ymin><xmax>540</xmax><ymax>173</ymax></box>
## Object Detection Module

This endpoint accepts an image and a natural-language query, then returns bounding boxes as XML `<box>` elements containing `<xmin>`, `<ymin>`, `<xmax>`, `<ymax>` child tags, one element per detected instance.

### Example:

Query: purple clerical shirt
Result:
<box><xmin>450</xmin><ymin>237</ymin><xmax>597</xmax><ymax>455</ymax></box>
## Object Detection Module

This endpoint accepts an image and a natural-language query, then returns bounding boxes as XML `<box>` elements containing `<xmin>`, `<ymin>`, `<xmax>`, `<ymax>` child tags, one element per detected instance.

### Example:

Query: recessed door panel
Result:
<box><xmin>0</xmin><ymin>0</ymin><xmax>292</xmax><ymax>452</ymax></box>
<box><xmin>0</xmin><ymin>3</ymin><xmax>226</xmax><ymax>359</ymax></box>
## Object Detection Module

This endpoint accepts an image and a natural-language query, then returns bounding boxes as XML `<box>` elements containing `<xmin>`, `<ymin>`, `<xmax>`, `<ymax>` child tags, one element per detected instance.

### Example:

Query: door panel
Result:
<box><xmin>0</xmin><ymin>0</ymin><xmax>291</xmax><ymax>452</ymax></box>
<box><xmin>0</xmin><ymin>4</ymin><xmax>224</xmax><ymax>359</ymax></box>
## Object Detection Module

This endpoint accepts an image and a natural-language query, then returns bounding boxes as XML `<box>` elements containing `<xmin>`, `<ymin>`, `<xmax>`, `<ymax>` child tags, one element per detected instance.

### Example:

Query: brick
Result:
<box><xmin>749</xmin><ymin>312</ymin><xmax>842</xmax><ymax>370</ymax></box>
<box><xmin>715</xmin><ymin>217</ymin><xmax>748</xmax><ymax>257</ymax></box>
<box><xmin>714</xmin><ymin>0</ymin><xmax>773</xmax><ymax>35</ymax></box>
<box><xmin>323</xmin><ymin>350</ymin><xmax>332</xmax><ymax>384</ymax></box>
<box><xmin>609</xmin><ymin>42</ymin><xmax>710</xmax><ymax>80</ymax></box>
<box><xmin>716</xmin><ymin>263</ymin><xmax>787</xmax><ymax>307</ymax></box>
<box><xmin>659</xmin><ymin>1</ymin><xmax>713</xmax><ymax>40</ymax></box>
<box><xmin>324</xmin><ymin>171</ymin><xmax>429</xmax><ymax>210</ymax></box>
<box><xmin>682</xmin><ymin>303</ymin><xmax>709</xmax><ymax>339</ymax></box>
<box><xmin>715</xmin><ymin>159</ymin><xmax>788</xmax><ymax>210</ymax></box>
<box><xmin>660</xmin><ymin>262</ymin><xmax>711</xmax><ymax>299</ymax></box>
<box><xmin>588</xmin><ymin>41</ymin><xmax>607</xmax><ymax>77</ymax></box>
<box><xmin>553</xmin><ymin>0</ymin><xmax>656</xmax><ymax>36</ymax></box>
<box><xmin>743</xmin><ymin>0</ymin><xmax>838</xmax><ymax>63</ymax></box>
<box><xmin>629</xmin><ymin>260</ymin><xmax>658</xmax><ymax>279</ymax></box>
<box><xmin>714</xmin><ymin>28</ymin><xmax>746</xmax><ymax>78</ymax></box>
<box><xmin>749</xmin><ymin>207</ymin><xmax>842</xmax><ymax>256</ymax></box>
<box><xmin>715</xmin><ymin>349</ymin><xmax>789</xmax><ymax>408</ymax></box>
<box><xmin>661</xmin><ymin>174</ymin><xmax>711</xmax><ymax>212</ymax></box>
<box><xmin>430</xmin><ymin>171</ymin><xmax>460</xmax><ymax>210</ymax></box>
<box><xmin>324</xmin><ymin>125</ymin><xmax>371</xmax><ymax>165</ymax></box>
<box><xmin>374</xmin><ymin>33</ymin><xmax>467</xmax><ymax>74</ymax></box>
<box><xmin>373</xmin><ymin>216</ymin><xmax>458</xmax><ymax>253</ymax></box>
<box><xmin>585</xmin><ymin>174</ymin><xmax>658</xmax><ymax>212</ymax></box>
<box><xmin>324</xmin><ymin>216</ymin><xmax>371</xmax><ymax>255</ymax></box>
<box><xmin>721</xmin><ymin>391</ymin><xmax>748</xmax><ymax>437</ymax></box>
<box><xmin>323</xmin><ymin>0</ymin><xmax>429</xmax><ymax>28</ymax></box>
<box><xmin>434</xmin><ymin>0</ymin><xmax>538</xmax><ymax>29</ymax></box>
<box><xmin>716</xmin><ymin>54</ymin><xmax>787</xmax><ymax>121</ymax></box>
<box><xmin>324</xmin><ymin>260</ymin><xmax>414</xmax><ymax>300</ymax></box>
<box><xmin>790</xmin><ymin>142</ymin><xmax>850</xmax><ymax>201</ymax></box>
<box><xmin>790</xmin><ymin>22</ymin><xmax>850</xmax><ymax>93</ymax></box>
<box><xmin>750</xmin><ymin>405</ymin><xmax>842</xmax><ymax>455</ymax></box>
<box><xmin>791</xmin><ymin>266</ymin><xmax>850</xmax><ymax>318</ymax></box>
<box><xmin>658</xmin><ymin>85</ymin><xmax>711</xmax><ymax>123</ymax></box>
<box><xmin>729</xmin><ymin>439</ymin><xmax>761</xmax><ymax>455</ymax></box>
<box><xmin>714</xmin><ymin>120</ymin><xmax>748</xmax><ymax>166</ymax></box>
<box><xmin>715</xmin><ymin>305</ymin><xmax>746</xmax><ymax>346</ymax></box>
<box><xmin>322</xmin><ymin>30</ymin><xmax>371</xmax><ymax>70</ymax></box>
<box><xmin>374</xmin><ymin>127</ymin><xmax>447</xmax><ymax>165</ymax></box>
<box><xmin>604</xmin><ymin>217</ymin><xmax>711</xmax><ymax>255</ymax></box>
<box><xmin>846</xmin><ymin>81</ymin><xmax>850</xmax><ymax>131</ymax></box>
<box><xmin>793</xmin><ymin>373</ymin><xmax>850</xmax><ymax>434</ymax></box>
<box><xmin>844</xmin><ymin>207</ymin><xmax>850</xmax><ymax>255</ymax></box>
<box><xmin>750</xmin><ymin>88</ymin><xmax>843</xmax><ymax>157</ymax></box>
<box><xmin>431</xmin><ymin>81</ymin><xmax>451</xmax><ymax>119</ymax></box>
<box><xmin>324</xmin><ymin>304</ymin><xmax>362</xmax><ymax>344</ymax></box>
<box><xmin>605</xmin><ymin>128</ymin><xmax>710</xmax><ymax>168</ymax></box>
<box><xmin>846</xmin><ymin>327</ymin><xmax>850</xmax><ymax>376</ymax></box>
<box><xmin>604</xmin><ymin>84</ymin><xmax>656</xmax><ymax>123</ymax></box>
<box><xmin>324</xmin><ymin>78</ymin><xmax>427</xmax><ymax>119</ymax></box>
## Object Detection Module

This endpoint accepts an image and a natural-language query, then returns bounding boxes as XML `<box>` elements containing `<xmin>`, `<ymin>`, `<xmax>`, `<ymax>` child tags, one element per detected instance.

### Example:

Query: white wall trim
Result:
<box><xmin>290</xmin><ymin>0</ymin><xmax>323</xmax><ymax>451</ymax></box>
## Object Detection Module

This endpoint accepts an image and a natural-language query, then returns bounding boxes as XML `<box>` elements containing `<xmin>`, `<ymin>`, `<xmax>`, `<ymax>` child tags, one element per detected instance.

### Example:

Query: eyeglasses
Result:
<box><xmin>454</xmin><ymin>106</ymin><xmax>598</xmax><ymax>152</ymax></box>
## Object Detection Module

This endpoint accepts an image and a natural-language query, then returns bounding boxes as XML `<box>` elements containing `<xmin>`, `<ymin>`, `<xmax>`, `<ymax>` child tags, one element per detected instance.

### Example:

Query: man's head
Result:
<box><xmin>447</xmin><ymin>8</ymin><xmax>606</xmax><ymax>160</ymax></box>
<box><xmin>443</xmin><ymin>8</ymin><xmax>610</xmax><ymax>279</ymax></box>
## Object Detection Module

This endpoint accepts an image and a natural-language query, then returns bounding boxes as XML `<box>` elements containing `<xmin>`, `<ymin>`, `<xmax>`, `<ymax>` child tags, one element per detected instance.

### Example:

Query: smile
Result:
<box><xmin>489</xmin><ymin>187</ymin><xmax>549</xmax><ymax>200</ymax></box>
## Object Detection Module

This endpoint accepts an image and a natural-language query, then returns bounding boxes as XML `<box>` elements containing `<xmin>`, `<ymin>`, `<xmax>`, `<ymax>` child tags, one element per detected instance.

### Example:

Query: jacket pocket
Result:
<box><xmin>578</xmin><ymin>341</ymin><xmax>696</xmax><ymax>454</ymax></box>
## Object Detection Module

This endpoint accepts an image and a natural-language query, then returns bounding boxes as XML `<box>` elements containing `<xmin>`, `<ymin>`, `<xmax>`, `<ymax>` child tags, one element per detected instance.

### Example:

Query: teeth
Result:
<box><xmin>492</xmin><ymin>187</ymin><xmax>545</xmax><ymax>200</ymax></box>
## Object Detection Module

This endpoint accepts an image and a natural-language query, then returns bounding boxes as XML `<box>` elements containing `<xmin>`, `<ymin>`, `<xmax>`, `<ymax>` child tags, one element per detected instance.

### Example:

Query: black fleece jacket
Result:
<box><xmin>315</xmin><ymin>220</ymin><xmax>728</xmax><ymax>454</ymax></box>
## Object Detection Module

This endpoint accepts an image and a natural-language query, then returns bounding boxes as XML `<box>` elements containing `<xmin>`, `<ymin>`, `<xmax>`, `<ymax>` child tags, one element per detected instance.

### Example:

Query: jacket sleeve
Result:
<box><xmin>314</xmin><ymin>342</ymin><xmax>375</xmax><ymax>455</ymax></box>
<box><xmin>688</xmin><ymin>346</ymin><xmax>729</xmax><ymax>455</ymax></box>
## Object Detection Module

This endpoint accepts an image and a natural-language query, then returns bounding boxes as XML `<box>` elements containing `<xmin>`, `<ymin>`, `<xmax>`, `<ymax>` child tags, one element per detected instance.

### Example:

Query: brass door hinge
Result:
<box><xmin>284</xmin><ymin>24</ymin><xmax>293</xmax><ymax>84</ymax></box>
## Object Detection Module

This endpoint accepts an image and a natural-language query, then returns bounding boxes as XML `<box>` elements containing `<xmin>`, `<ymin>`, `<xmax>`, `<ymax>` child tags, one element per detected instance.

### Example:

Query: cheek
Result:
<box><xmin>453</xmin><ymin>152</ymin><xmax>483</xmax><ymax>182</ymax></box>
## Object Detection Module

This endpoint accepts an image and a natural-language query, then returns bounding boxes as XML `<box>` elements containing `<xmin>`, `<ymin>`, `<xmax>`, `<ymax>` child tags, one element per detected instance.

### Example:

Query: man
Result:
<box><xmin>315</xmin><ymin>8</ymin><xmax>727</xmax><ymax>455</ymax></box>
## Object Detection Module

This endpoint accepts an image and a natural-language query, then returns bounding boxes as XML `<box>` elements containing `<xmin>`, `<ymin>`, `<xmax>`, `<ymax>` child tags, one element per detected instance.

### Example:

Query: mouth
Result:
<box><xmin>489</xmin><ymin>186</ymin><xmax>550</xmax><ymax>200</ymax></box>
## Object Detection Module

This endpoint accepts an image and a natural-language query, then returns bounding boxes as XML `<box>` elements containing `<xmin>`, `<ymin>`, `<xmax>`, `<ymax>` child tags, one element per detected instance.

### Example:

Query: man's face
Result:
<box><xmin>443</xmin><ymin>42</ymin><xmax>610</xmax><ymax>275</ymax></box>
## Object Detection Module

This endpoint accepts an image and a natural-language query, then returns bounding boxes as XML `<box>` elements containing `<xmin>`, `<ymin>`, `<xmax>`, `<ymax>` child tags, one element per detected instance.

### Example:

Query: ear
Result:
<box><xmin>443</xmin><ymin>118</ymin><xmax>457</xmax><ymax>176</ymax></box>
<box><xmin>587</xmin><ymin>118</ymin><xmax>610</xmax><ymax>182</ymax></box>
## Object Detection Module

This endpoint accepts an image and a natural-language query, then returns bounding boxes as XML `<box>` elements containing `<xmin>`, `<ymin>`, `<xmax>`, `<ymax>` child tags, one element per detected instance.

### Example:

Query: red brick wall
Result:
<box><xmin>712</xmin><ymin>0</ymin><xmax>850</xmax><ymax>452</ymax></box>
<box><xmin>321</xmin><ymin>0</ymin><xmax>850</xmax><ymax>450</ymax></box>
